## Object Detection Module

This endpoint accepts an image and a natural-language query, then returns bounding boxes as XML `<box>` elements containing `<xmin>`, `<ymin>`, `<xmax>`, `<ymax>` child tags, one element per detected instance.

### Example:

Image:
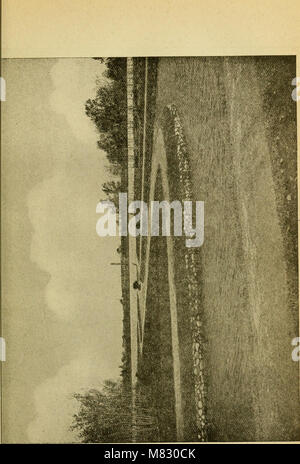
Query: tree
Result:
<box><xmin>71</xmin><ymin>380</ymin><xmax>159</xmax><ymax>443</ymax></box>
<box><xmin>101</xmin><ymin>180</ymin><xmax>121</xmax><ymax>207</ymax></box>
<box><xmin>99</xmin><ymin>180</ymin><xmax>121</xmax><ymax>216</ymax></box>
<box><xmin>85</xmin><ymin>58</ymin><xmax>127</xmax><ymax>169</ymax></box>
<box><xmin>71</xmin><ymin>380</ymin><xmax>132</xmax><ymax>443</ymax></box>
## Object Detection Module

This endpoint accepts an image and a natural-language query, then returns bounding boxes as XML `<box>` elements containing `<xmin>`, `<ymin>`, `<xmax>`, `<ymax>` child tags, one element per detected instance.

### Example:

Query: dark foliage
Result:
<box><xmin>85</xmin><ymin>58</ymin><xmax>127</xmax><ymax>169</ymax></box>
<box><xmin>71</xmin><ymin>380</ymin><xmax>132</xmax><ymax>443</ymax></box>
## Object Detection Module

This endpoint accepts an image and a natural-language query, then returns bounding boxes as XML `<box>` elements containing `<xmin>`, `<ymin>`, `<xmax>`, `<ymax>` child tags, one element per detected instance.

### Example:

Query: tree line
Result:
<box><xmin>86</xmin><ymin>58</ymin><xmax>127</xmax><ymax>178</ymax></box>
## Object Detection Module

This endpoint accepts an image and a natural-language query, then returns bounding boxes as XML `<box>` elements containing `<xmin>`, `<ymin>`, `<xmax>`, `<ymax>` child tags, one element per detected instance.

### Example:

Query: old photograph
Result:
<box><xmin>1</xmin><ymin>56</ymin><xmax>299</xmax><ymax>443</ymax></box>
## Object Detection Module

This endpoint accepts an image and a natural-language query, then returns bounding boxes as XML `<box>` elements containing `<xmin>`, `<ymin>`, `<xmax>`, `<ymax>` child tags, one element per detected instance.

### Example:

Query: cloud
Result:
<box><xmin>27</xmin><ymin>59</ymin><xmax>120</xmax><ymax>320</ymax></box>
<box><xmin>27</xmin><ymin>353</ymin><xmax>117</xmax><ymax>443</ymax></box>
<box><xmin>27</xmin><ymin>170</ymin><xmax>121</xmax><ymax>320</ymax></box>
<box><xmin>49</xmin><ymin>58</ymin><xmax>108</xmax><ymax>143</ymax></box>
<box><xmin>25</xmin><ymin>58</ymin><xmax>123</xmax><ymax>442</ymax></box>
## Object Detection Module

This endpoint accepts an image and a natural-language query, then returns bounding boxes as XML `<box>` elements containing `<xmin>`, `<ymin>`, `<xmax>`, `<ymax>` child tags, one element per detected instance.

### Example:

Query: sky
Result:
<box><xmin>2</xmin><ymin>58</ymin><xmax>123</xmax><ymax>443</ymax></box>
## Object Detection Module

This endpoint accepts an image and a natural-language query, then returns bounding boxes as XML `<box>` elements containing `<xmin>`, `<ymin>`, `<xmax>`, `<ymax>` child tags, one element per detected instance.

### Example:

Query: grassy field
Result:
<box><xmin>134</xmin><ymin>56</ymin><xmax>299</xmax><ymax>442</ymax></box>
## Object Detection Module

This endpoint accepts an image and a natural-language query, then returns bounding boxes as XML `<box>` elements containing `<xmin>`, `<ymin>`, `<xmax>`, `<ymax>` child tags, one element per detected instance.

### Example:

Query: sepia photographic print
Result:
<box><xmin>1</xmin><ymin>55</ymin><xmax>300</xmax><ymax>444</ymax></box>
